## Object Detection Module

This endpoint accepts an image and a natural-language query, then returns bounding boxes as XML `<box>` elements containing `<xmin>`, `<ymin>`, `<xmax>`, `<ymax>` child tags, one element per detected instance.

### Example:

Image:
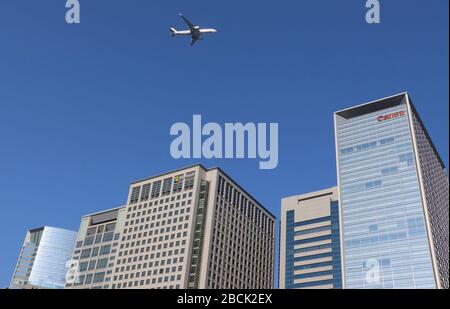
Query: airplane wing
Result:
<box><xmin>179</xmin><ymin>14</ymin><xmax>195</xmax><ymax>30</ymax></box>
<box><xmin>190</xmin><ymin>37</ymin><xmax>199</xmax><ymax>47</ymax></box>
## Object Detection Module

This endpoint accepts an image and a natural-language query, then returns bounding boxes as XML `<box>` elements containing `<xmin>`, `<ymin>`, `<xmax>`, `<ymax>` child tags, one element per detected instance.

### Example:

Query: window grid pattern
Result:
<box><xmin>206</xmin><ymin>175</ymin><xmax>275</xmax><ymax>289</ymax></box>
<box><xmin>336</xmin><ymin>103</ymin><xmax>435</xmax><ymax>288</ymax></box>
<box><xmin>66</xmin><ymin>221</ymin><xmax>120</xmax><ymax>289</ymax></box>
<box><xmin>410</xmin><ymin>106</ymin><xmax>449</xmax><ymax>289</ymax></box>
<box><xmin>285</xmin><ymin>206</ymin><xmax>342</xmax><ymax>289</ymax></box>
<box><xmin>110</xmin><ymin>172</ymin><xmax>196</xmax><ymax>289</ymax></box>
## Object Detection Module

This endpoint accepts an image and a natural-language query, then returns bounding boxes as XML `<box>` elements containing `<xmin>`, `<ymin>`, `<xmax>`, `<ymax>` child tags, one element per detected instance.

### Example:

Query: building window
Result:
<box><xmin>100</xmin><ymin>245</ymin><xmax>111</xmax><ymax>255</ymax></box>
<box><xmin>162</xmin><ymin>178</ymin><xmax>173</xmax><ymax>196</ymax></box>
<box><xmin>79</xmin><ymin>261</ymin><xmax>88</xmax><ymax>272</ymax></box>
<box><xmin>151</xmin><ymin>181</ymin><xmax>162</xmax><ymax>198</ymax></box>
<box><xmin>184</xmin><ymin>172</ymin><xmax>195</xmax><ymax>190</ymax></box>
<box><xmin>97</xmin><ymin>258</ymin><xmax>108</xmax><ymax>269</ymax></box>
<box><xmin>80</xmin><ymin>248</ymin><xmax>92</xmax><ymax>259</ymax></box>
<box><xmin>95</xmin><ymin>234</ymin><xmax>103</xmax><ymax>244</ymax></box>
<box><xmin>88</xmin><ymin>260</ymin><xmax>97</xmax><ymax>270</ymax></box>
<box><xmin>130</xmin><ymin>186</ymin><xmax>141</xmax><ymax>204</ymax></box>
<box><xmin>83</xmin><ymin>236</ymin><xmax>94</xmax><ymax>246</ymax></box>
<box><xmin>103</xmin><ymin>232</ymin><xmax>114</xmax><ymax>242</ymax></box>
<box><xmin>173</xmin><ymin>175</ymin><xmax>184</xmax><ymax>193</ymax></box>
<box><xmin>141</xmin><ymin>183</ymin><xmax>151</xmax><ymax>201</ymax></box>
<box><xmin>91</xmin><ymin>247</ymin><xmax>99</xmax><ymax>257</ymax></box>
<box><xmin>93</xmin><ymin>272</ymin><xmax>106</xmax><ymax>283</ymax></box>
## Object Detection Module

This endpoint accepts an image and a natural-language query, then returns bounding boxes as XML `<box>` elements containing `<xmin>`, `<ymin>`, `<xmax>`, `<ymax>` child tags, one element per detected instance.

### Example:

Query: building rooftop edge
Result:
<box><xmin>208</xmin><ymin>166</ymin><xmax>277</xmax><ymax>220</ymax></box>
<box><xmin>130</xmin><ymin>163</ymin><xmax>276</xmax><ymax>220</ymax></box>
<box><xmin>281</xmin><ymin>186</ymin><xmax>338</xmax><ymax>203</ymax></box>
<box><xmin>131</xmin><ymin>164</ymin><xmax>207</xmax><ymax>184</ymax></box>
<box><xmin>334</xmin><ymin>92</ymin><xmax>408</xmax><ymax>115</ymax></box>
<box><xmin>81</xmin><ymin>205</ymin><xmax>126</xmax><ymax>218</ymax></box>
<box><xmin>29</xmin><ymin>226</ymin><xmax>77</xmax><ymax>234</ymax></box>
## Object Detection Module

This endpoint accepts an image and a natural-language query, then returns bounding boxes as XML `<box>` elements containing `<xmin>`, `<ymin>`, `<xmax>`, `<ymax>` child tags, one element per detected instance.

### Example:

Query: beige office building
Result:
<box><xmin>69</xmin><ymin>164</ymin><xmax>276</xmax><ymax>289</ymax></box>
<box><xmin>279</xmin><ymin>187</ymin><xmax>342</xmax><ymax>289</ymax></box>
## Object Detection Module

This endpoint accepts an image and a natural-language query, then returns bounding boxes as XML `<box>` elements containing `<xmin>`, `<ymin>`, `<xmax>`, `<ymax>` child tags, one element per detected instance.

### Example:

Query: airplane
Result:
<box><xmin>170</xmin><ymin>14</ymin><xmax>217</xmax><ymax>46</ymax></box>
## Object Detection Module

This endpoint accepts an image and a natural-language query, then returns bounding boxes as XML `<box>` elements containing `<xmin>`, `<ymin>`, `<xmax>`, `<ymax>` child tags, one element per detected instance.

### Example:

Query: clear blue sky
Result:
<box><xmin>0</xmin><ymin>0</ymin><xmax>448</xmax><ymax>288</ymax></box>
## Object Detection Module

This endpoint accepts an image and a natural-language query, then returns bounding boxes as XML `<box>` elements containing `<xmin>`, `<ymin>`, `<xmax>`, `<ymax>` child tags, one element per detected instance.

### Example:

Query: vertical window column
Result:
<box><xmin>285</xmin><ymin>210</ymin><xmax>295</xmax><ymax>289</ymax></box>
<box><xmin>331</xmin><ymin>201</ymin><xmax>342</xmax><ymax>289</ymax></box>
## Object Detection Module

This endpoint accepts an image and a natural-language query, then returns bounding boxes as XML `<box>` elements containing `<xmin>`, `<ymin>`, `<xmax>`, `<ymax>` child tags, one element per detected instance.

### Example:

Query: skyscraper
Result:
<box><xmin>279</xmin><ymin>187</ymin><xmax>342</xmax><ymax>289</ymax></box>
<box><xmin>334</xmin><ymin>93</ymin><xmax>449</xmax><ymax>289</ymax></box>
<box><xmin>65</xmin><ymin>206</ymin><xmax>126</xmax><ymax>289</ymax></box>
<box><xmin>69</xmin><ymin>164</ymin><xmax>276</xmax><ymax>289</ymax></box>
<box><xmin>10</xmin><ymin>226</ymin><xmax>77</xmax><ymax>289</ymax></box>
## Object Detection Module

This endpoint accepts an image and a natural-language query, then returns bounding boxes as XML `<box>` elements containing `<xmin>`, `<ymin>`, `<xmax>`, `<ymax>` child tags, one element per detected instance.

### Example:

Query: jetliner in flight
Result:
<box><xmin>170</xmin><ymin>14</ymin><xmax>217</xmax><ymax>46</ymax></box>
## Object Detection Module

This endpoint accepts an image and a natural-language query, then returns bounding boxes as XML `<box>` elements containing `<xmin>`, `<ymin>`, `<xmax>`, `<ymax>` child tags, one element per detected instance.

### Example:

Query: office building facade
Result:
<box><xmin>10</xmin><ymin>226</ymin><xmax>77</xmax><ymax>289</ymax></box>
<box><xmin>84</xmin><ymin>164</ymin><xmax>276</xmax><ymax>289</ymax></box>
<box><xmin>334</xmin><ymin>93</ymin><xmax>449</xmax><ymax>289</ymax></box>
<box><xmin>65</xmin><ymin>207</ymin><xmax>126</xmax><ymax>289</ymax></box>
<box><xmin>280</xmin><ymin>187</ymin><xmax>342</xmax><ymax>289</ymax></box>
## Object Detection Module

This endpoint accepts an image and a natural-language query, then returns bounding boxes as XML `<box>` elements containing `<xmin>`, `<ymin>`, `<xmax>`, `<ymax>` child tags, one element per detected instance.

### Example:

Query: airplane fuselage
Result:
<box><xmin>171</xmin><ymin>28</ymin><xmax>217</xmax><ymax>36</ymax></box>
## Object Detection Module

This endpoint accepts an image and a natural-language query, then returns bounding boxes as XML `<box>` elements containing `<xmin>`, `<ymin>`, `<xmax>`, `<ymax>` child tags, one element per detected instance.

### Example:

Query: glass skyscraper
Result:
<box><xmin>334</xmin><ymin>93</ymin><xmax>449</xmax><ymax>289</ymax></box>
<box><xmin>10</xmin><ymin>226</ymin><xmax>77</xmax><ymax>289</ymax></box>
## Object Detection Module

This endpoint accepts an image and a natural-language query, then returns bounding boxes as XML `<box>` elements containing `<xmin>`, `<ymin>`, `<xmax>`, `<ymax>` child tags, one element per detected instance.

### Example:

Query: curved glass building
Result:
<box><xmin>10</xmin><ymin>226</ymin><xmax>77</xmax><ymax>289</ymax></box>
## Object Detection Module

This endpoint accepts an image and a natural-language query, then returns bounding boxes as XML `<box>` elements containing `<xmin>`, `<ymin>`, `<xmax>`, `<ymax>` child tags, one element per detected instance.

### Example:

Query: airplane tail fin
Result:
<box><xmin>170</xmin><ymin>27</ymin><xmax>177</xmax><ymax>37</ymax></box>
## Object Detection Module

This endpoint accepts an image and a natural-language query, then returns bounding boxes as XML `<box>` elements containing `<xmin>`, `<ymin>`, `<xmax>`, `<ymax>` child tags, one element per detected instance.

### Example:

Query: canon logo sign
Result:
<box><xmin>377</xmin><ymin>111</ymin><xmax>406</xmax><ymax>122</ymax></box>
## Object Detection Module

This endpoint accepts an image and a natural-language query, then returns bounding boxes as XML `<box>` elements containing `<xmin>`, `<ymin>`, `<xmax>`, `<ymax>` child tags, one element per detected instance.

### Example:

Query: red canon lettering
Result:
<box><xmin>377</xmin><ymin>110</ymin><xmax>406</xmax><ymax>122</ymax></box>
